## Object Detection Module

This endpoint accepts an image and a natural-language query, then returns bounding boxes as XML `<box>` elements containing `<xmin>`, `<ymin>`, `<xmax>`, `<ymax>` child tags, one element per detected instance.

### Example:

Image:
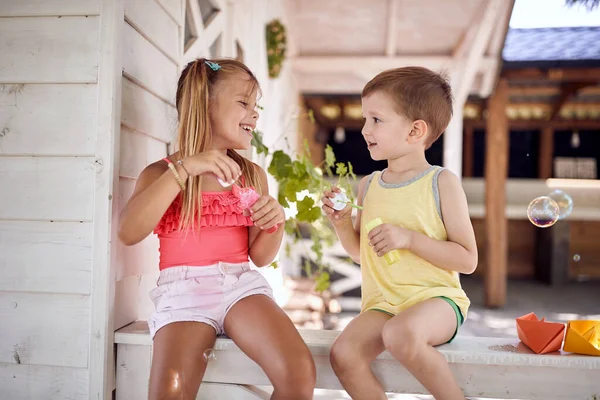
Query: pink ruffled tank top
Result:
<box><xmin>153</xmin><ymin>185</ymin><xmax>254</xmax><ymax>271</ymax></box>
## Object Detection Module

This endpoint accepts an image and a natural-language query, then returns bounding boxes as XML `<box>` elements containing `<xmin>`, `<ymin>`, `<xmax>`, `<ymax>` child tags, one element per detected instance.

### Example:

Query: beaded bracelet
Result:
<box><xmin>162</xmin><ymin>157</ymin><xmax>185</xmax><ymax>191</ymax></box>
<box><xmin>176</xmin><ymin>159</ymin><xmax>190</xmax><ymax>178</ymax></box>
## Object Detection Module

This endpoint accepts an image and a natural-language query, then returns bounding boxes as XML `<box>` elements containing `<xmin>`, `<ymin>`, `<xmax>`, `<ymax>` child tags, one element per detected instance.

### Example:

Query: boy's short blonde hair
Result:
<box><xmin>362</xmin><ymin>66</ymin><xmax>453</xmax><ymax>148</ymax></box>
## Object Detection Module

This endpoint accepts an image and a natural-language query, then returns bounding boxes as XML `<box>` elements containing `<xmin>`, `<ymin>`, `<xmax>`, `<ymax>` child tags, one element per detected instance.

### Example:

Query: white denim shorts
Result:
<box><xmin>147</xmin><ymin>262</ymin><xmax>274</xmax><ymax>338</ymax></box>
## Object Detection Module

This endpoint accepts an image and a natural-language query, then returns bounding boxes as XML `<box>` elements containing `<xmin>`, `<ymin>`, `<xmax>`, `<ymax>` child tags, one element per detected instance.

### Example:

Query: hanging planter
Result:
<box><xmin>266</xmin><ymin>19</ymin><xmax>287</xmax><ymax>78</ymax></box>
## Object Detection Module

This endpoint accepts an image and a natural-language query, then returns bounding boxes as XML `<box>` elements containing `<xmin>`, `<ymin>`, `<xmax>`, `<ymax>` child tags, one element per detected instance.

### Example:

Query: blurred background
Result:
<box><xmin>1</xmin><ymin>0</ymin><xmax>599</xmax><ymax>399</ymax></box>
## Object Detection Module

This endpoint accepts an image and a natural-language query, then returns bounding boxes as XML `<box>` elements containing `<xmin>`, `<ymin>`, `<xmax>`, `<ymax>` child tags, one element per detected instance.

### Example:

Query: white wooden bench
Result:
<box><xmin>115</xmin><ymin>321</ymin><xmax>600</xmax><ymax>400</ymax></box>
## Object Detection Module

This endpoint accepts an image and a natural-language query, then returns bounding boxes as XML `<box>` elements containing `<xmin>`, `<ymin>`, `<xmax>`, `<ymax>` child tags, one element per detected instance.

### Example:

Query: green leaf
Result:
<box><xmin>335</xmin><ymin>162</ymin><xmax>348</xmax><ymax>176</ymax></box>
<box><xmin>303</xmin><ymin>259</ymin><xmax>313</xmax><ymax>277</ymax></box>
<box><xmin>251</xmin><ymin>130</ymin><xmax>269</xmax><ymax>156</ymax></box>
<box><xmin>277</xmin><ymin>190</ymin><xmax>290</xmax><ymax>208</ymax></box>
<box><xmin>282</xmin><ymin>179</ymin><xmax>301</xmax><ymax>202</ymax></box>
<box><xmin>268</xmin><ymin>150</ymin><xmax>292</xmax><ymax>179</ymax></box>
<box><xmin>292</xmin><ymin>161</ymin><xmax>308</xmax><ymax>179</ymax></box>
<box><xmin>296</xmin><ymin>197</ymin><xmax>321</xmax><ymax>222</ymax></box>
<box><xmin>307</xmin><ymin>109</ymin><xmax>315</xmax><ymax>124</ymax></box>
<box><xmin>314</xmin><ymin>272</ymin><xmax>330</xmax><ymax>292</ymax></box>
<box><xmin>347</xmin><ymin>162</ymin><xmax>356</xmax><ymax>180</ymax></box>
<box><xmin>284</xmin><ymin>242</ymin><xmax>292</xmax><ymax>257</ymax></box>
<box><xmin>325</xmin><ymin>145</ymin><xmax>336</xmax><ymax>170</ymax></box>
<box><xmin>269</xmin><ymin>261</ymin><xmax>279</xmax><ymax>269</ymax></box>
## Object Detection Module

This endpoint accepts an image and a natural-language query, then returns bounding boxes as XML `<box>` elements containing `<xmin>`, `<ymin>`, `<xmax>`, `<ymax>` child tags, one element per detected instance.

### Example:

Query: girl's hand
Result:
<box><xmin>248</xmin><ymin>195</ymin><xmax>285</xmax><ymax>231</ymax></box>
<box><xmin>368</xmin><ymin>223</ymin><xmax>413</xmax><ymax>256</ymax></box>
<box><xmin>321</xmin><ymin>186</ymin><xmax>352</xmax><ymax>225</ymax></box>
<box><xmin>182</xmin><ymin>150</ymin><xmax>242</xmax><ymax>184</ymax></box>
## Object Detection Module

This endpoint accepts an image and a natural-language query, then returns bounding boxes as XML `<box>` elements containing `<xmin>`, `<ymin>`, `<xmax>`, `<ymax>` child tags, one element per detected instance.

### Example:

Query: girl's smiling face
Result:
<box><xmin>210</xmin><ymin>73</ymin><xmax>260</xmax><ymax>151</ymax></box>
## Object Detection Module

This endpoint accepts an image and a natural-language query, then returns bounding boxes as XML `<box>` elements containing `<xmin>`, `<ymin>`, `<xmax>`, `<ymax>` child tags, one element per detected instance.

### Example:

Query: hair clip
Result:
<box><xmin>204</xmin><ymin>60</ymin><xmax>221</xmax><ymax>71</ymax></box>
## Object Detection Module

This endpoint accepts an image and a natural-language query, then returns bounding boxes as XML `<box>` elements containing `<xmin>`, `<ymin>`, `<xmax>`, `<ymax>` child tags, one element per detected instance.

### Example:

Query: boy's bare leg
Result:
<box><xmin>382</xmin><ymin>298</ymin><xmax>465</xmax><ymax>400</ymax></box>
<box><xmin>330</xmin><ymin>310</ymin><xmax>391</xmax><ymax>400</ymax></box>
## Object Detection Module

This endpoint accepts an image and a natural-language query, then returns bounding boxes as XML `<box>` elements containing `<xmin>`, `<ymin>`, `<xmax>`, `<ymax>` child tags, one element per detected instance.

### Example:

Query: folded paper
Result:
<box><xmin>516</xmin><ymin>312</ymin><xmax>565</xmax><ymax>354</ymax></box>
<box><xmin>563</xmin><ymin>320</ymin><xmax>600</xmax><ymax>356</ymax></box>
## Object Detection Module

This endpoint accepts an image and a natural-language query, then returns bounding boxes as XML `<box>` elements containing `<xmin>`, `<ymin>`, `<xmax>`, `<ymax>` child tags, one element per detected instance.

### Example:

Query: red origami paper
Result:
<box><xmin>516</xmin><ymin>312</ymin><xmax>566</xmax><ymax>354</ymax></box>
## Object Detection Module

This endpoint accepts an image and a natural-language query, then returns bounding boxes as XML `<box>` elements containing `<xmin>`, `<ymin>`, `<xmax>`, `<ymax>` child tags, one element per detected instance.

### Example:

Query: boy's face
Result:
<box><xmin>361</xmin><ymin>91</ymin><xmax>423</xmax><ymax>161</ymax></box>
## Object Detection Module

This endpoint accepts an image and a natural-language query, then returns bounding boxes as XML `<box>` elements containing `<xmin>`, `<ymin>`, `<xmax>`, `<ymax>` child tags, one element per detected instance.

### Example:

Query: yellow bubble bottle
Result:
<box><xmin>365</xmin><ymin>217</ymin><xmax>402</xmax><ymax>266</ymax></box>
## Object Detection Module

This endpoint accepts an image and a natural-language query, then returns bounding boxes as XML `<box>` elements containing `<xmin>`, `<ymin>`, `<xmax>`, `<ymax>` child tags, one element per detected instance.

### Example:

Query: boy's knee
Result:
<box><xmin>382</xmin><ymin>319</ymin><xmax>422</xmax><ymax>363</ymax></box>
<box><xmin>330</xmin><ymin>337</ymin><xmax>358</xmax><ymax>373</ymax></box>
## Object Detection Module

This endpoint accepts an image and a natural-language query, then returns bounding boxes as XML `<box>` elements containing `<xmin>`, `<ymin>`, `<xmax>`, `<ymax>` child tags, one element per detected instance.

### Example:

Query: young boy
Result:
<box><xmin>321</xmin><ymin>66</ymin><xmax>478</xmax><ymax>400</ymax></box>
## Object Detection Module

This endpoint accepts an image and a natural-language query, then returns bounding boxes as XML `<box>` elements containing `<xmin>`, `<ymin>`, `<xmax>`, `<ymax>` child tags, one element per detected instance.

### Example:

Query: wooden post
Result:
<box><xmin>463</xmin><ymin>124</ymin><xmax>474</xmax><ymax>177</ymax></box>
<box><xmin>539</xmin><ymin>126</ymin><xmax>554</xmax><ymax>179</ymax></box>
<box><xmin>484</xmin><ymin>78</ymin><xmax>509</xmax><ymax>308</ymax></box>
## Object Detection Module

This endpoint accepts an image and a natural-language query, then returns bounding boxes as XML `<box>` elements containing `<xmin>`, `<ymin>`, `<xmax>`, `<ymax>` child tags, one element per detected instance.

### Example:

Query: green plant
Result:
<box><xmin>266</xmin><ymin>19</ymin><xmax>286</xmax><ymax>78</ymax></box>
<box><xmin>251</xmin><ymin>125</ymin><xmax>359</xmax><ymax>292</ymax></box>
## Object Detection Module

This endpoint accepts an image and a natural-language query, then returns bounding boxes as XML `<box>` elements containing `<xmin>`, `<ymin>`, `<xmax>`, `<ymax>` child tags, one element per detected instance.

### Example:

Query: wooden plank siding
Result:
<box><xmin>0</xmin><ymin>221</ymin><xmax>93</xmax><ymax>294</ymax></box>
<box><xmin>114</xmin><ymin>0</ymin><xmax>183</xmax><ymax>336</ymax></box>
<box><xmin>0</xmin><ymin>293</ymin><xmax>90</xmax><ymax>367</ymax></box>
<box><xmin>0</xmin><ymin>0</ymin><xmax>100</xmax><ymax>17</ymax></box>
<box><xmin>0</xmin><ymin>157</ymin><xmax>96</xmax><ymax>221</ymax></box>
<box><xmin>122</xmin><ymin>22</ymin><xmax>179</xmax><ymax>104</ymax></box>
<box><xmin>0</xmin><ymin>84</ymin><xmax>98</xmax><ymax>156</ymax></box>
<box><xmin>124</xmin><ymin>0</ymin><xmax>180</xmax><ymax>62</ymax></box>
<box><xmin>0</xmin><ymin>363</ymin><xmax>88</xmax><ymax>400</ymax></box>
<box><xmin>0</xmin><ymin>17</ymin><xmax>99</xmax><ymax>84</ymax></box>
<box><xmin>0</xmin><ymin>1</ymin><xmax>102</xmax><ymax>399</ymax></box>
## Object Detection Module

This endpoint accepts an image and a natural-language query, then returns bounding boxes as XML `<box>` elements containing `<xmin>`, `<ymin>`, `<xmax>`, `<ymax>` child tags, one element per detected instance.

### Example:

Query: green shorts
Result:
<box><xmin>370</xmin><ymin>296</ymin><xmax>464</xmax><ymax>344</ymax></box>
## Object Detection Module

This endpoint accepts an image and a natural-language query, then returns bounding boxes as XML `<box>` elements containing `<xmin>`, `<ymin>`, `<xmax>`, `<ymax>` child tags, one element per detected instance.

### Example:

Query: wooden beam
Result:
<box><xmin>502</xmin><ymin>68</ymin><xmax>600</xmax><ymax>82</ymax></box>
<box><xmin>508</xmin><ymin>85</ymin><xmax>600</xmax><ymax>97</ymax></box>
<box><xmin>385</xmin><ymin>0</ymin><xmax>399</xmax><ymax>56</ymax></box>
<box><xmin>293</xmin><ymin>56</ymin><xmax>498</xmax><ymax>94</ymax></box>
<box><xmin>452</xmin><ymin>0</ymin><xmax>503</xmax><ymax>106</ymax></box>
<box><xmin>487</xmin><ymin>0</ymin><xmax>516</xmax><ymax>56</ymax></box>
<box><xmin>465</xmin><ymin>119</ymin><xmax>600</xmax><ymax>130</ymax></box>
<box><xmin>538</xmin><ymin>126</ymin><xmax>554</xmax><ymax>179</ymax></box>
<box><xmin>463</xmin><ymin>125</ymin><xmax>474</xmax><ymax>177</ymax></box>
<box><xmin>550</xmin><ymin>83</ymin><xmax>590</xmax><ymax>120</ymax></box>
<box><xmin>293</xmin><ymin>56</ymin><xmax>454</xmax><ymax>74</ymax></box>
<box><xmin>484</xmin><ymin>78</ymin><xmax>509</xmax><ymax>308</ymax></box>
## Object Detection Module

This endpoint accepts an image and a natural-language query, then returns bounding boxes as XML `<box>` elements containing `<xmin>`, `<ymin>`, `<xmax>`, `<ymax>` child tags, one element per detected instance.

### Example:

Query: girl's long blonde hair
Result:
<box><xmin>175</xmin><ymin>58</ymin><xmax>263</xmax><ymax>229</ymax></box>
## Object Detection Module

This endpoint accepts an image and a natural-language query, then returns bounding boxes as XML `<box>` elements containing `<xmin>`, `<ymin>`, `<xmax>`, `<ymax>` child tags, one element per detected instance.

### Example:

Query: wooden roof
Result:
<box><xmin>285</xmin><ymin>0</ymin><xmax>514</xmax><ymax>99</ymax></box>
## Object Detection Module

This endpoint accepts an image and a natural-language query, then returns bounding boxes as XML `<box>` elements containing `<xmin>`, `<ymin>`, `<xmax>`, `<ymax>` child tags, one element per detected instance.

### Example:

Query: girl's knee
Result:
<box><xmin>272</xmin><ymin>352</ymin><xmax>315</xmax><ymax>398</ymax></box>
<box><xmin>382</xmin><ymin>319</ymin><xmax>422</xmax><ymax>363</ymax></box>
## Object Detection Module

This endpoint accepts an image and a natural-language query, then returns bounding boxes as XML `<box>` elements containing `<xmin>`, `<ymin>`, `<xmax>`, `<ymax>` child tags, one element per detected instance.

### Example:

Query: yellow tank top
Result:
<box><xmin>359</xmin><ymin>166</ymin><xmax>470</xmax><ymax>319</ymax></box>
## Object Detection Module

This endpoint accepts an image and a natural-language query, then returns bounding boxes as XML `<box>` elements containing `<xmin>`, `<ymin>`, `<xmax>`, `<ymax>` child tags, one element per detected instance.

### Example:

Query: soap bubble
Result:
<box><xmin>547</xmin><ymin>189</ymin><xmax>573</xmax><ymax>220</ymax></box>
<box><xmin>573</xmin><ymin>254</ymin><xmax>581</xmax><ymax>262</ymax></box>
<box><xmin>331</xmin><ymin>192</ymin><xmax>350</xmax><ymax>211</ymax></box>
<box><xmin>527</xmin><ymin>196</ymin><xmax>559</xmax><ymax>228</ymax></box>
<box><xmin>203</xmin><ymin>349</ymin><xmax>216</xmax><ymax>362</ymax></box>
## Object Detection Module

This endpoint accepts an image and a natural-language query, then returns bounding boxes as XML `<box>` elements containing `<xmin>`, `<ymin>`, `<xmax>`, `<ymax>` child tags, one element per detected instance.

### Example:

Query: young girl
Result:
<box><xmin>118</xmin><ymin>58</ymin><xmax>316</xmax><ymax>400</ymax></box>
<box><xmin>321</xmin><ymin>67</ymin><xmax>478</xmax><ymax>400</ymax></box>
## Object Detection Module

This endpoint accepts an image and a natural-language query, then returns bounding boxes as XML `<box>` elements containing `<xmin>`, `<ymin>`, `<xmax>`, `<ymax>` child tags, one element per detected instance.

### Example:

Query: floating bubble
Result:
<box><xmin>547</xmin><ymin>189</ymin><xmax>573</xmax><ymax>220</ymax></box>
<box><xmin>573</xmin><ymin>254</ymin><xmax>581</xmax><ymax>262</ymax></box>
<box><xmin>527</xmin><ymin>196</ymin><xmax>559</xmax><ymax>228</ymax></box>
<box><xmin>203</xmin><ymin>349</ymin><xmax>216</xmax><ymax>362</ymax></box>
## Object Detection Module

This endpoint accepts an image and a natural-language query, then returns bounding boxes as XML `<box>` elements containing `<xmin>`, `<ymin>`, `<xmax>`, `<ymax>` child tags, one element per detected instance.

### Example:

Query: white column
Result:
<box><xmin>443</xmin><ymin>104</ymin><xmax>463</xmax><ymax>178</ymax></box>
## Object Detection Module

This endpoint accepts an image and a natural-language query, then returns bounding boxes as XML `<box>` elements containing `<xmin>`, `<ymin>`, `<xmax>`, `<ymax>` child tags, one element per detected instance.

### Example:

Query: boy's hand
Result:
<box><xmin>248</xmin><ymin>195</ymin><xmax>285</xmax><ymax>231</ymax></box>
<box><xmin>367</xmin><ymin>223</ymin><xmax>413</xmax><ymax>256</ymax></box>
<box><xmin>321</xmin><ymin>186</ymin><xmax>352</xmax><ymax>225</ymax></box>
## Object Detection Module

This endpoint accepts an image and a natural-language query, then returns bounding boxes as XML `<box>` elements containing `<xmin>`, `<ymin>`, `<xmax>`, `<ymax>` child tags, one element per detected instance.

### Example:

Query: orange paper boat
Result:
<box><xmin>516</xmin><ymin>312</ymin><xmax>565</xmax><ymax>354</ymax></box>
<box><xmin>563</xmin><ymin>320</ymin><xmax>600</xmax><ymax>356</ymax></box>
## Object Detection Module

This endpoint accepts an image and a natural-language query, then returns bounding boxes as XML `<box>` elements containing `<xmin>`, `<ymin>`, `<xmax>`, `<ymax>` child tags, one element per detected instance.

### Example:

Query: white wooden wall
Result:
<box><xmin>0</xmin><ymin>0</ymin><xmax>102</xmax><ymax>399</ymax></box>
<box><xmin>113</xmin><ymin>0</ymin><xmax>184</xmax><ymax>333</ymax></box>
<box><xmin>0</xmin><ymin>0</ymin><xmax>299</xmax><ymax>398</ymax></box>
